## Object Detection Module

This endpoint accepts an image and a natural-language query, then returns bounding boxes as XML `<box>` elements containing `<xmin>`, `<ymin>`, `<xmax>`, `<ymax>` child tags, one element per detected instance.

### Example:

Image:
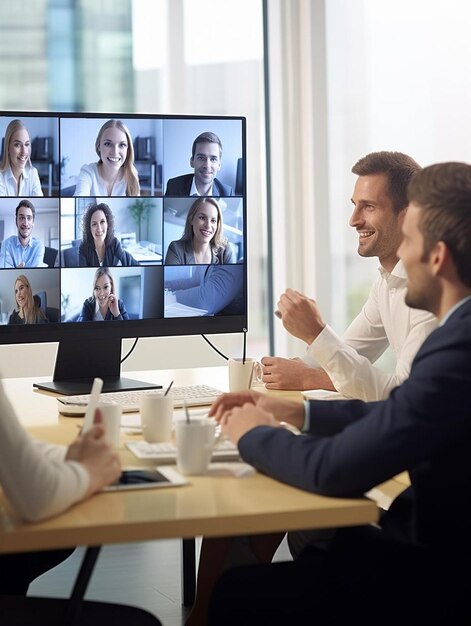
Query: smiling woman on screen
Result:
<box><xmin>165</xmin><ymin>197</ymin><xmax>233</xmax><ymax>265</ymax></box>
<box><xmin>0</xmin><ymin>119</ymin><xmax>43</xmax><ymax>197</ymax></box>
<box><xmin>74</xmin><ymin>118</ymin><xmax>140</xmax><ymax>197</ymax></box>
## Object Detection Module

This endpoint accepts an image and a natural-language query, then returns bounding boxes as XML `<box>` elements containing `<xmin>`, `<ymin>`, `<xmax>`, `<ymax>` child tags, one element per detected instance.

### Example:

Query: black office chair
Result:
<box><xmin>0</xmin><ymin>595</ymin><xmax>163</xmax><ymax>625</ymax></box>
<box><xmin>61</xmin><ymin>246</ymin><xmax>79</xmax><ymax>267</ymax></box>
<box><xmin>33</xmin><ymin>291</ymin><xmax>47</xmax><ymax>316</ymax></box>
<box><xmin>43</xmin><ymin>246</ymin><xmax>58</xmax><ymax>268</ymax></box>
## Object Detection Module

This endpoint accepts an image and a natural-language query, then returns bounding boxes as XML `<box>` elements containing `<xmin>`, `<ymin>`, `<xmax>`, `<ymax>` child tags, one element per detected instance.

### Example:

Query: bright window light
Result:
<box><xmin>183</xmin><ymin>0</ymin><xmax>263</xmax><ymax>65</ymax></box>
<box><xmin>132</xmin><ymin>0</ymin><xmax>167</xmax><ymax>70</ymax></box>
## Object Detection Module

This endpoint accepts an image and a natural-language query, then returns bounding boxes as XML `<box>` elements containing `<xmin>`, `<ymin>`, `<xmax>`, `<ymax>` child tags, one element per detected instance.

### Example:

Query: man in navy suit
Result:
<box><xmin>207</xmin><ymin>162</ymin><xmax>471</xmax><ymax>625</ymax></box>
<box><xmin>165</xmin><ymin>131</ymin><xmax>234</xmax><ymax>197</ymax></box>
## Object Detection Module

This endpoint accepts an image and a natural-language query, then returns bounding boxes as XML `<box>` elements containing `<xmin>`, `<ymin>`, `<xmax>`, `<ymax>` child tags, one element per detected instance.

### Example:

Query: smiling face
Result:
<box><xmin>190</xmin><ymin>142</ymin><xmax>221</xmax><ymax>188</ymax></box>
<box><xmin>16</xmin><ymin>205</ymin><xmax>34</xmax><ymax>244</ymax></box>
<box><xmin>8</xmin><ymin>128</ymin><xmax>31</xmax><ymax>173</ymax></box>
<box><xmin>90</xmin><ymin>210</ymin><xmax>107</xmax><ymax>245</ymax></box>
<box><xmin>191</xmin><ymin>202</ymin><xmax>219</xmax><ymax>245</ymax></box>
<box><xmin>14</xmin><ymin>279</ymin><xmax>29</xmax><ymax>309</ymax></box>
<box><xmin>98</xmin><ymin>126</ymin><xmax>128</xmax><ymax>173</ymax></box>
<box><xmin>349</xmin><ymin>173</ymin><xmax>405</xmax><ymax>272</ymax></box>
<box><xmin>94</xmin><ymin>273</ymin><xmax>112</xmax><ymax>306</ymax></box>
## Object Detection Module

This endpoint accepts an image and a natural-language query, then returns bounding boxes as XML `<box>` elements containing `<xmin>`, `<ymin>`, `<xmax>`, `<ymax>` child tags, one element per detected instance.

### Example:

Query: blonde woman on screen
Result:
<box><xmin>74</xmin><ymin>119</ymin><xmax>140</xmax><ymax>197</ymax></box>
<box><xmin>8</xmin><ymin>274</ymin><xmax>48</xmax><ymax>325</ymax></box>
<box><xmin>164</xmin><ymin>197</ymin><xmax>233</xmax><ymax>265</ymax></box>
<box><xmin>0</xmin><ymin>119</ymin><xmax>43</xmax><ymax>197</ymax></box>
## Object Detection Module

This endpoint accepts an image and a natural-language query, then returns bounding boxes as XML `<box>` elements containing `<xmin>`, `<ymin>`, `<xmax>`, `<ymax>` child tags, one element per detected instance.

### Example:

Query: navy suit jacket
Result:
<box><xmin>165</xmin><ymin>173</ymin><xmax>233</xmax><ymax>196</ymax></box>
<box><xmin>239</xmin><ymin>297</ymin><xmax>471</xmax><ymax>550</ymax></box>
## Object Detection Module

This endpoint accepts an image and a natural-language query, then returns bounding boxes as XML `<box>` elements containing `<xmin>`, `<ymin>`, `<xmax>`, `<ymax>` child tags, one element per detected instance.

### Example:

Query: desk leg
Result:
<box><xmin>181</xmin><ymin>538</ymin><xmax>196</xmax><ymax>607</ymax></box>
<box><xmin>64</xmin><ymin>545</ymin><xmax>102</xmax><ymax>626</ymax></box>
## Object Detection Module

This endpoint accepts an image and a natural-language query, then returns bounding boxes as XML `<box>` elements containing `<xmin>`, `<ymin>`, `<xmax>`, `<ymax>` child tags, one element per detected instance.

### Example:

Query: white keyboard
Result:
<box><xmin>57</xmin><ymin>384</ymin><xmax>224</xmax><ymax>416</ymax></box>
<box><xmin>126</xmin><ymin>438</ymin><xmax>240</xmax><ymax>463</ymax></box>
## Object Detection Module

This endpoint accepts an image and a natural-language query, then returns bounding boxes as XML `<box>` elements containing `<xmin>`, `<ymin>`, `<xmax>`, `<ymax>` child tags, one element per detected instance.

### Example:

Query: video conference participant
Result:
<box><xmin>207</xmin><ymin>161</ymin><xmax>471</xmax><ymax>626</ymax></box>
<box><xmin>0</xmin><ymin>119</ymin><xmax>43</xmax><ymax>197</ymax></box>
<box><xmin>8</xmin><ymin>274</ymin><xmax>48</xmax><ymax>325</ymax></box>
<box><xmin>74</xmin><ymin>119</ymin><xmax>140</xmax><ymax>197</ymax></box>
<box><xmin>165</xmin><ymin>131</ymin><xmax>234</xmax><ymax>197</ymax></box>
<box><xmin>165</xmin><ymin>197</ymin><xmax>233</xmax><ymax>265</ymax></box>
<box><xmin>165</xmin><ymin>264</ymin><xmax>243</xmax><ymax>315</ymax></box>
<box><xmin>262</xmin><ymin>151</ymin><xmax>437</xmax><ymax>400</ymax></box>
<box><xmin>0</xmin><ymin>199</ymin><xmax>45</xmax><ymax>268</ymax></box>
<box><xmin>78</xmin><ymin>201</ymin><xmax>138</xmax><ymax>267</ymax></box>
<box><xmin>78</xmin><ymin>266</ymin><xmax>129</xmax><ymax>321</ymax></box>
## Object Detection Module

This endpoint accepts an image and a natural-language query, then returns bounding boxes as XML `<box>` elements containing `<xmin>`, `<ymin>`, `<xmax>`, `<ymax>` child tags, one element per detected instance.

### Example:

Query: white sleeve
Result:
<box><xmin>74</xmin><ymin>164</ymin><xmax>93</xmax><ymax>196</ymax></box>
<box><xmin>305</xmin><ymin>283</ymin><xmax>437</xmax><ymax>400</ymax></box>
<box><xmin>0</xmin><ymin>381</ymin><xmax>90</xmax><ymax>522</ymax></box>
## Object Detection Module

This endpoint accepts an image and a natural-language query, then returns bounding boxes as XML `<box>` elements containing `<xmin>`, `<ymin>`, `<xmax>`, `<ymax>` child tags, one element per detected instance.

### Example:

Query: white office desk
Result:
<box><xmin>0</xmin><ymin>368</ymin><xmax>379</xmax><ymax>607</ymax></box>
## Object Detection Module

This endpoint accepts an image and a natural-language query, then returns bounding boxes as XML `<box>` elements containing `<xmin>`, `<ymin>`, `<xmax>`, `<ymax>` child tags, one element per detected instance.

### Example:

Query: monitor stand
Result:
<box><xmin>33</xmin><ymin>337</ymin><xmax>162</xmax><ymax>395</ymax></box>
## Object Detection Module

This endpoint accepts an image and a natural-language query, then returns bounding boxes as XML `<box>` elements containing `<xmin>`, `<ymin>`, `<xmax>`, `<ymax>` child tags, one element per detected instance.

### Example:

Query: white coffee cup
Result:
<box><xmin>228</xmin><ymin>357</ymin><xmax>263</xmax><ymax>392</ymax></box>
<box><xmin>97</xmin><ymin>402</ymin><xmax>121</xmax><ymax>448</ymax></box>
<box><xmin>175</xmin><ymin>419</ymin><xmax>216</xmax><ymax>475</ymax></box>
<box><xmin>140</xmin><ymin>394</ymin><xmax>173</xmax><ymax>443</ymax></box>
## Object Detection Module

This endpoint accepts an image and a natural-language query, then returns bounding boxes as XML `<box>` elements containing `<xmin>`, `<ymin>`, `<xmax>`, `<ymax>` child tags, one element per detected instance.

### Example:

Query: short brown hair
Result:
<box><xmin>352</xmin><ymin>151</ymin><xmax>421</xmax><ymax>214</ymax></box>
<box><xmin>191</xmin><ymin>132</ymin><xmax>223</xmax><ymax>159</ymax></box>
<box><xmin>407</xmin><ymin>162</ymin><xmax>471</xmax><ymax>288</ymax></box>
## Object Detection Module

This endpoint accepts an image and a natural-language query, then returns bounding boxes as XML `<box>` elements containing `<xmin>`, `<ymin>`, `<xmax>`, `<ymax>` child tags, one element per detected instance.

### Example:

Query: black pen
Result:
<box><xmin>164</xmin><ymin>380</ymin><xmax>174</xmax><ymax>396</ymax></box>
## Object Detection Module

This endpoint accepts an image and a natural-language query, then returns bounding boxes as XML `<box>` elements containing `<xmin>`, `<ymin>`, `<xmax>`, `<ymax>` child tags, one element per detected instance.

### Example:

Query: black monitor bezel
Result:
<box><xmin>0</xmin><ymin>110</ymin><xmax>248</xmax><ymax>348</ymax></box>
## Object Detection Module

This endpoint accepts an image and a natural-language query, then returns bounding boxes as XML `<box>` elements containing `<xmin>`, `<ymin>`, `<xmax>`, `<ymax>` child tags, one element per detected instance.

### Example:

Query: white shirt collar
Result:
<box><xmin>190</xmin><ymin>176</ymin><xmax>213</xmax><ymax>196</ymax></box>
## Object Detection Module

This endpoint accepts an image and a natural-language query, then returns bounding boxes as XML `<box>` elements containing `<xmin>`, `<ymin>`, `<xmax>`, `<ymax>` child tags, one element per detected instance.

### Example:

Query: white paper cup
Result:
<box><xmin>175</xmin><ymin>419</ymin><xmax>216</xmax><ymax>475</ymax></box>
<box><xmin>97</xmin><ymin>402</ymin><xmax>121</xmax><ymax>448</ymax></box>
<box><xmin>140</xmin><ymin>395</ymin><xmax>173</xmax><ymax>443</ymax></box>
<box><xmin>228</xmin><ymin>357</ymin><xmax>263</xmax><ymax>392</ymax></box>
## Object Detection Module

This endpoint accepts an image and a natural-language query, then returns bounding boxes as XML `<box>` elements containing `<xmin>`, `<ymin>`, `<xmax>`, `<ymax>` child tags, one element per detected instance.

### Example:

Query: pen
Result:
<box><xmin>164</xmin><ymin>380</ymin><xmax>174</xmax><ymax>396</ymax></box>
<box><xmin>82</xmin><ymin>377</ymin><xmax>103</xmax><ymax>434</ymax></box>
<box><xmin>183</xmin><ymin>400</ymin><xmax>191</xmax><ymax>424</ymax></box>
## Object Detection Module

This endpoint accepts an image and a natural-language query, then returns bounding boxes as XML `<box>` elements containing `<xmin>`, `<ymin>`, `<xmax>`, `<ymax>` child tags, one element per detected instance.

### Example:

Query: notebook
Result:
<box><xmin>126</xmin><ymin>438</ymin><xmax>240</xmax><ymax>463</ymax></box>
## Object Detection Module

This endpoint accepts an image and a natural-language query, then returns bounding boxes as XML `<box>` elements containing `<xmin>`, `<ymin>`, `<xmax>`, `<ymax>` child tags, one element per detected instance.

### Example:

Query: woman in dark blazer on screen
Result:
<box><xmin>78</xmin><ymin>267</ymin><xmax>129</xmax><ymax>321</ymax></box>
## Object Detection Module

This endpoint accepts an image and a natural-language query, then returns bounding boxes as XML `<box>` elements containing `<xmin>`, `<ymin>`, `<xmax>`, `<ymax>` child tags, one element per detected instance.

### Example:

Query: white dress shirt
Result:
<box><xmin>303</xmin><ymin>260</ymin><xmax>438</xmax><ymax>401</ymax></box>
<box><xmin>74</xmin><ymin>162</ymin><xmax>127</xmax><ymax>196</ymax></box>
<box><xmin>0</xmin><ymin>165</ymin><xmax>43</xmax><ymax>197</ymax></box>
<box><xmin>190</xmin><ymin>176</ymin><xmax>214</xmax><ymax>196</ymax></box>
<box><xmin>0</xmin><ymin>379</ymin><xmax>89</xmax><ymax>522</ymax></box>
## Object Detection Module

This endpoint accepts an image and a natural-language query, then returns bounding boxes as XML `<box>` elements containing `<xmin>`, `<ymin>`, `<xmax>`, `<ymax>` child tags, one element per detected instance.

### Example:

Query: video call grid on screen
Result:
<box><xmin>0</xmin><ymin>112</ymin><xmax>247</xmax><ymax>329</ymax></box>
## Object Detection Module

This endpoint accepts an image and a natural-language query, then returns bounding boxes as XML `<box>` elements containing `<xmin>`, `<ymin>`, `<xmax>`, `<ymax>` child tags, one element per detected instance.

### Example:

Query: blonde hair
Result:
<box><xmin>14</xmin><ymin>274</ymin><xmax>46</xmax><ymax>324</ymax></box>
<box><xmin>95</xmin><ymin>119</ymin><xmax>140</xmax><ymax>196</ymax></box>
<box><xmin>0</xmin><ymin>119</ymin><xmax>32</xmax><ymax>172</ymax></box>
<box><xmin>181</xmin><ymin>197</ymin><xmax>227</xmax><ymax>254</ymax></box>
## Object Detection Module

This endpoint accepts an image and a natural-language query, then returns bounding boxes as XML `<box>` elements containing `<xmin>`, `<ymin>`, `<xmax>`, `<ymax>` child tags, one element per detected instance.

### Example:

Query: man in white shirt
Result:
<box><xmin>0</xmin><ymin>199</ymin><xmax>45</xmax><ymax>268</ymax></box>
<box><xmin>262</xmin><ymin>151</ymin><xmax>438</xmax><ymax>401</ymax></box>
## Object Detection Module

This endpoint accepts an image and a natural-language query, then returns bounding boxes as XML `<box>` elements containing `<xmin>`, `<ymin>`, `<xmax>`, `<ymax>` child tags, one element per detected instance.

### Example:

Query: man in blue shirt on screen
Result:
<box><xmin>0</xmin><ymin>199</ymin><xmax>45</xmax><ymax>268</ymax></box>
<box><xmin>165</xmin><ymin>131</ymin><xmax>234</xmax><ymax>197</ymax></box>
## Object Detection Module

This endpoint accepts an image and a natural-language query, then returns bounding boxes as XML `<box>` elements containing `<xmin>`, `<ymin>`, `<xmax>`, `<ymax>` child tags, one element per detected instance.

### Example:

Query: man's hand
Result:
<box><xmin>209</xmin><ymin>391</ymin><xmax>305</xmax><ymax>430</ymax></box>
<box><xmin>66</xmin><ymin>410</ymin><xmax>121</xmax><ymax>496</ymax></box>
<box><xmin>219</xmin><ymin>402</ymin><xmax>280</xmax><ymax>445</ymax></box>
<box><xmin>261</xmin><ymin>356</ymin><xmax>335</xmax><ymax>391</ymax></box>
<box><xmin>276</xmin><ymin>288</ymin><xmax>326</xmax><ymax>344</ymax></box>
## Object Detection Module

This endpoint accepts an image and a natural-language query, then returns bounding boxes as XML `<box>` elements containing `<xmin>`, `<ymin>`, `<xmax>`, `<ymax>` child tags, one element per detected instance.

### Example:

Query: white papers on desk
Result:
<box><xmin>164</xmin><ymin>290</ymin><xmax>208</xmax><ymax>317</ymax></box>
<box><xmin>302</xmin><ymin>389</ymin><xmax>343</xmax><ymax>401</ymax></box>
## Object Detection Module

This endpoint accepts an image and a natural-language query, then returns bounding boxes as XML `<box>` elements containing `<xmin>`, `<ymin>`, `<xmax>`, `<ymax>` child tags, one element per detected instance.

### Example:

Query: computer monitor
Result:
<box><xmin>0</xmin><ymin>111</ymin><xmax>247</xmax><ymax>393</ymax></box>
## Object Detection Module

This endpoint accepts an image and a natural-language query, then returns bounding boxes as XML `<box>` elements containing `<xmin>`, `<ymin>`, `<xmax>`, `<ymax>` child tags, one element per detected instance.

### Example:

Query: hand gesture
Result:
<box><xmin>276</xmin><ymin>288</ymin><xmax>326</xmax><ymax>344</ymax></box>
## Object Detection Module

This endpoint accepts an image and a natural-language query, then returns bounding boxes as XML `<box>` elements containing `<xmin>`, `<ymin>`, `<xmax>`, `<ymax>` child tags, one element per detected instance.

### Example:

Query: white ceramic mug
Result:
<box><xmin>140</xmin><ymin>395</ymin><xmax>173</xmax><ymax>443</ymax></box>
<box><xmin>175</xmin><ymin>419</ymin><xmax>216</xmax><ymax>475</ymax></box>
<box><xmin>228</xmin><ymin>357</ymin><xmax>263</xmax><ymax>392</ymax></box>
<box><xmin>97</xmin><ymin>402</ymin><xmax>121</xmax><ymax>448</ymax></box>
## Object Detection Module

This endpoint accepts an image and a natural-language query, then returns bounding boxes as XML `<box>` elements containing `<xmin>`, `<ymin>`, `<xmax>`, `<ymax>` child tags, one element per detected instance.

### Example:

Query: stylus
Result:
<box><xmin>81</xmin><ymin>377</ymin><xmax>104</xmax><ymax>434</ymax></box>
